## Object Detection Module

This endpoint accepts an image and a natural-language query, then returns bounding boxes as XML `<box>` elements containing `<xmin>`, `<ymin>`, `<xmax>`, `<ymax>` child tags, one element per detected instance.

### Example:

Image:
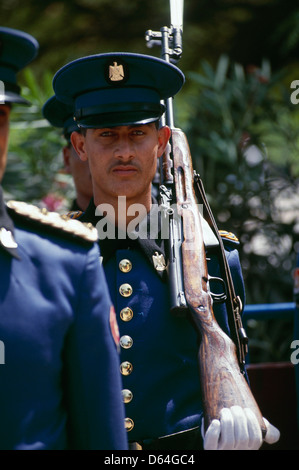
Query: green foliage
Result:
<box><xmin>182</xmin><ymin>55</ymin><xmax>299</xmax><ymax>362</ymax></box>
<box><xmin>2</xmin><ymin>69</ymin><xmax>75</xmax><ymax>210</ymax></box>
<box><xmin>182</xmin><ymin>55</ymin><xmax>299</xmax><ymax>305</ymax></box>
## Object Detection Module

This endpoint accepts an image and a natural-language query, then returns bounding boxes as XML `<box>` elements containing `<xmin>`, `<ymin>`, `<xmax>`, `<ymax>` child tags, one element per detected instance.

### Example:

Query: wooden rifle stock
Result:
<box><xmin>170</xmin><ymin>128</ymin><xmax>267</xmax><ymax>436</ymax></box>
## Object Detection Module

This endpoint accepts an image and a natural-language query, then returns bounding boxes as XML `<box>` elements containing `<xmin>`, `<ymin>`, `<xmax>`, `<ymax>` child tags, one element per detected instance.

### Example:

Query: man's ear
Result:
<box><xmin>70</xmin><ymin>131</ymin><xmax>87</xmax><ymax>162</ymax></box>
<box><xmin>157</xmin><ymin>125</ymin><xmax>171</xmax><ymax>158</ymax></box>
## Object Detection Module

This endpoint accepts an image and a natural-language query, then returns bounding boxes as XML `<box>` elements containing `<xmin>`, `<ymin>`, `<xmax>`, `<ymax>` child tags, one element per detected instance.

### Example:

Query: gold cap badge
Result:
<box><xmin>109</xmin><ymin>62</ymin><xmax>125</xmax><ymax>82</ymax></box>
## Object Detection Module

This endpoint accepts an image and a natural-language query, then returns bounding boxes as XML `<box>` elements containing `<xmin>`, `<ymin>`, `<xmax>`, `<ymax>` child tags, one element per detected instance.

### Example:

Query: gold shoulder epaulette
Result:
<box><xmin>66</xmin><ymin>210</ymin><xmax>84</xmax><ymax>219</ymax></box>
<box><xmin>7</xmin><ymin>200</ymin><xmax>97</xmax><ymax>244</ymax></box>
<box><xmin>219</xmin><ymin>230</ymin><xmax>239</xmax><ymax>243</ymax></box>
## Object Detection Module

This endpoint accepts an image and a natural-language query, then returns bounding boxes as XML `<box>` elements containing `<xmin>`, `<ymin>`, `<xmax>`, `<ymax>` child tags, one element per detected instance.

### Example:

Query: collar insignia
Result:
<box><xmin>152</xmin><ymin>251</ymin><xmax>166</xmax><ymax>271</ymax></box>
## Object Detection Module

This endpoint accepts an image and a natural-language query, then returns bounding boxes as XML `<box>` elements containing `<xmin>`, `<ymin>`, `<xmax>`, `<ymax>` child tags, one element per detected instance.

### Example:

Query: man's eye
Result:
<box><xmin>100</xmin><ymin>131</ymin><xmax>113</xmax><ymax>137</ymax></box>
<box><xmin>132</xmin><ymin>130</ymin><xmax>144</xmax><ymax>136</ymax></box>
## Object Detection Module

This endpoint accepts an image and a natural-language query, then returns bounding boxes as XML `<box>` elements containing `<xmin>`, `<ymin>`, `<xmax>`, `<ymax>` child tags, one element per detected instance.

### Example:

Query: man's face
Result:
<box><xmin>71</xmin><ymin>123</ymin><xmax>170</xmax><ymax>208</ymax></box>
<box><xmin>0</xmin><ymin>105</ymin><xmax>11</xmax><ymax>181</ymax></box>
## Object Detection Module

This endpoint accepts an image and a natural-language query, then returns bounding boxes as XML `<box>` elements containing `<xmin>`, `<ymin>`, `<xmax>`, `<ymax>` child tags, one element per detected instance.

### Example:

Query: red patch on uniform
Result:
<box><xmin>110</xmin><ymin>305</ymin><xmax>120</xmax><ymax>346</ymax></box>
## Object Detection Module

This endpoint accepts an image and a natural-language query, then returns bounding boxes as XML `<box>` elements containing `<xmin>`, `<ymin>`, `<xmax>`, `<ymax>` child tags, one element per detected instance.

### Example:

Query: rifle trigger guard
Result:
<box><xmin>208</xmin><ymin>275</ymin><xmax>227</xmax><ymax>303</ymax></box>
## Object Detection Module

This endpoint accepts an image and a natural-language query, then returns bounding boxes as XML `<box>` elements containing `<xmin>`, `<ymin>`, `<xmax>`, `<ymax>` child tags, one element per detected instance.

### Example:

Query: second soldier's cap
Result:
<box><xmin>53</xmin><ymin>52</ymin><xmax>185</xmax><ymax>128</ymax></box>
<box><xmin>42</xmin><ymin>95</ymin><xmax>78</xmax><ymax>141</ymax></box>
<box><xmin>0</xmin><ymin>26</ymin><xmax>39</xmax><ymax>105</ymax></box>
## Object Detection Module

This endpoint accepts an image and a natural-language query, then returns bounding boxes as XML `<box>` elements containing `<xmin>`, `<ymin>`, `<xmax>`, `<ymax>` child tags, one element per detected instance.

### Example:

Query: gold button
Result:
<box><xmin>120</xmin><ymin>307</ymin><xmax>133</xmax><ymax>322</ymax></box>
<box><xmin>124</xmin><ymin>417</ymin><xmax>134</xmax><ymax>432</ymax></box>
<box><xmin>119</xmin><ymin>259</ymin><xmax>132</xmax><ymax>273</ymax></box>
<box><xmin>119</xmin><ymin>283</ymin><xmax>133</xmax><ymax>297</ymax></box>
<box><xmin>120</xmin><ymin>335</ymin><xmax>133</xmax><ymax>349</ymax></box>
<box><xmin>120</xmin><ymin>361</ymin><xmax>133</xmax><ymax>376</ymax></box>
<box><xmin>122</xmin><ymin>389</ymin><xmax>133</xmax><ymax>404</ymax></box>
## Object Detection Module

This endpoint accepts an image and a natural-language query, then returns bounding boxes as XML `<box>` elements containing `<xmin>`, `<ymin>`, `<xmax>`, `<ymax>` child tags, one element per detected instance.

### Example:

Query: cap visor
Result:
<box><xmin>77</xmin><ymin>111</ymin><xmax>161</xmax><ymax>129</ymax></box>
<box><xmin>1</xmin><ymin>91</ymin><xmax>31</xmax><ymax>105</ymax></box>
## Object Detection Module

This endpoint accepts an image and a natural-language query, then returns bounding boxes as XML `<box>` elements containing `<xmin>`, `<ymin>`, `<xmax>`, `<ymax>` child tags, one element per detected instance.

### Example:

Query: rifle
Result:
<box><xmin>145</xmin><ymin>0</ymin><xmax>267</xmax><ymax>437</ymax></box>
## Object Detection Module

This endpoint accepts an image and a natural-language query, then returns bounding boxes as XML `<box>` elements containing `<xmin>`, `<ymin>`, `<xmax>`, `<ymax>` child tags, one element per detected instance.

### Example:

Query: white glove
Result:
<box><xmin>202</xmin><ymin>406</ymin><xmax>280</xmax><ymax>450</ymax></box>
<box><xmin>263</xmin><ymin>417</ymin><xmax>280</xmax><ymax>445</ymax></box>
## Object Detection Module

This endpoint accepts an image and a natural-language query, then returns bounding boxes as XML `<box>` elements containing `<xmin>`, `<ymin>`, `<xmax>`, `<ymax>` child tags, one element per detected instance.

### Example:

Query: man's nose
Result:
<box><xmin>114</xmin><ymin>136</ymin><xmax>135</xmax><ymax>160</ymax></box>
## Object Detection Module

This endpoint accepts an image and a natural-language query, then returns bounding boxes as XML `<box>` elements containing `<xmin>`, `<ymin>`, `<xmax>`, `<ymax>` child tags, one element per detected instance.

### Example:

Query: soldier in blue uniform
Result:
<box><xmin>42</xmin><ymin>96</ymin><xmax>93</xmax><ymax>211</ymax></box>
<box><xmin>53</xmin><ymin>52</ymin><xmax>280</xmax><ymax>450</ymax></box>
<box><xmin>0</xmin><ymin>27</ymin><xmax>38</xmax><ymax>180</ymax></box>
<box><xmin>0</xmin><ymin>27</ymin><xmax>127</xmax><ymax>450</ymax></box>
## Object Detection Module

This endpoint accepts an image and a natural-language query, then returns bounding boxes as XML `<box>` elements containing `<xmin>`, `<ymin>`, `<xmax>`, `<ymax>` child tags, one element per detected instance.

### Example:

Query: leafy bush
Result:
<box><xmin>181</xmin><ymin>56</ymin><xmax>299</xmax><ymax>362</ymax></box>
<box><xmin>2</xmin><ymin>69</ymin><xmax>75</xmax><ymax>211</ymax></box>
<box><xmin>182</xmin><ymin>55</ymin><xmax>299</xmax><ymax>305</ymax></box>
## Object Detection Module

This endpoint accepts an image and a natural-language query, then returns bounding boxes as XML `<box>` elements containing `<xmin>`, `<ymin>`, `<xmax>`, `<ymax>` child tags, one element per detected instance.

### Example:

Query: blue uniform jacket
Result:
<box><xmin>77</xmin><ymin>199</ymin><xmax>246</xmax><ymax>444</ymax></box>
<box><xmin>0</xmin><ymin>194</ymin><xmax>128</xmax><ymax>450</ymax></box>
